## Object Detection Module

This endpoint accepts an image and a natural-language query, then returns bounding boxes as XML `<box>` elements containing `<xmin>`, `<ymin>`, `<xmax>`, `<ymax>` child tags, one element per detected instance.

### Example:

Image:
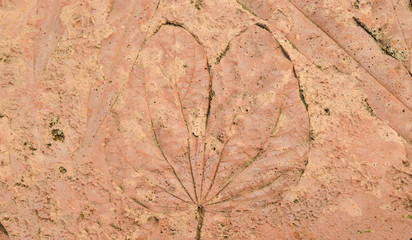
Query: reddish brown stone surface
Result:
<box><xmin>0</xmin><ymin>0</ymin><xmax>411</xmax><ymax>239</ymax></box>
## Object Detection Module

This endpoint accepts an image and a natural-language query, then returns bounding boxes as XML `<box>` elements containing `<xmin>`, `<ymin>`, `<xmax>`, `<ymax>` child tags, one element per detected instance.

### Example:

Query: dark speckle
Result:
<box><xmin>59</xmin><ymin>166</ymin><xmax>67</xmax><ymax>174</ymax></box>
<box><xmin>48</xmin><ymin>114</ymin><xmax>60</xmax><ymax>128</ymax></box>
<box><xmin>353</xmin><ymin>0</ymin><xmax>360</xmax><ymax>9</ymax></box>
<box><xmin>23</xmin><ymin>141</ymin><xmax>37</xmax><ymax>151</ymax></box>
<box><xmin>51</xmin><ymin>129</ymin><xmax>65</xmax><ymax>142</ymax></box>
<box><xmin>309</xmin><ymin>130</ymin><xmax>315</xmax><ymax>142</ymax></box>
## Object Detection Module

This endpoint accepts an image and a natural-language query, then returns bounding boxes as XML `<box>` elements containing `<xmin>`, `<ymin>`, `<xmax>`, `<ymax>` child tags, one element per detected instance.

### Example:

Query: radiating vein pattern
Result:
<box><xmin>104</xmin><ymin>24</ymin><xmax>309</xmax><ymax>239</ymax></box>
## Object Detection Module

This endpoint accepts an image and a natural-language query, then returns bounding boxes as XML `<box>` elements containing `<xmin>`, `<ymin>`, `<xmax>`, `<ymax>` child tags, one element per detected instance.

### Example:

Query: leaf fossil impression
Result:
<box><xmin>104</xmin><ymin>25</ymin><xmax>309</xmax><ymax>239</ymax></box>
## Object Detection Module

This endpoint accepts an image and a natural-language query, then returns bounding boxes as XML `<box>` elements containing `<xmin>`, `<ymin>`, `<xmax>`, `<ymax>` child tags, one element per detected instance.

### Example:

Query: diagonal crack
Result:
<box><xmin>0</xmin><ymin>222</ymin><xmax>9</xmax><ymax>239</ymax></box>
<box><xmin>285</xmin><ymin>0</ymin><xmax>412</xmax><ymax>112</ymax></box>
<box><xmin>353</xmin><ymin>17</ymin><xmax>409</xmax><ymax>67</ymax></box>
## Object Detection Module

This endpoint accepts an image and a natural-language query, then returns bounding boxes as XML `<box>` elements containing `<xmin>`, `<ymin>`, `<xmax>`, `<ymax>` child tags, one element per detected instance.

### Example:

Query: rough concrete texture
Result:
<box><xmin>0</xmin><ymin>0</ymin><xmax>411</xmax><ymax>239</ymax></box>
